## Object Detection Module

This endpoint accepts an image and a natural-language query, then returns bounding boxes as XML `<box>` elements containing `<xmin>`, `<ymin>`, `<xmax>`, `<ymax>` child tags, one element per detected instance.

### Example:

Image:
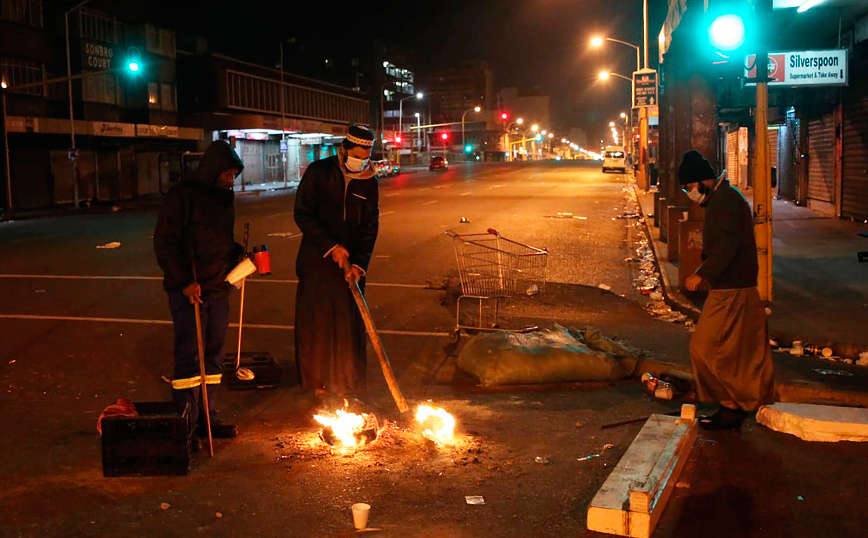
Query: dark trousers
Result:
<box><xmin>167</xmin><ymin>290</ymin><xmax>230</xmax><ymax>430</ymax></box>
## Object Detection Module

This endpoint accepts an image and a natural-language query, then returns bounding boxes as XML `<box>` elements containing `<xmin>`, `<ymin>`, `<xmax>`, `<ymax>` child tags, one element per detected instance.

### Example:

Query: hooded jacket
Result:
<box><xmin>154</xmin><ymin>141</ymin><xmax>244</xmax><ymax>295</ymax></box>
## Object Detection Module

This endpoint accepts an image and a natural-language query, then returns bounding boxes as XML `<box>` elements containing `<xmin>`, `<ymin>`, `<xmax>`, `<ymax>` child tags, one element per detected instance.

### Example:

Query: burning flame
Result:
<box><xmin>314</xmin><ymin>409</ymin><xmax>366</xmax><ymax>448</ymax></box>
<box><xmin>415</xmin><ymin>404</ymin><xmax>456</xmax><ymax>444</ymax></box>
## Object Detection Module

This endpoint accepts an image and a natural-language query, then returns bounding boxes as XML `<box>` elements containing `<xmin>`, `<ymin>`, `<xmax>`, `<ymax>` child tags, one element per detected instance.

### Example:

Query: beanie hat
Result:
<box><xmin>678</xmin><ymin>150</ymin><xmax>715</xmax><ymax>185</ymax></box>
<box><xmin>344</xmin><ymin>124</ymin><xmax>375</xmax><ymax>148</ymax></box>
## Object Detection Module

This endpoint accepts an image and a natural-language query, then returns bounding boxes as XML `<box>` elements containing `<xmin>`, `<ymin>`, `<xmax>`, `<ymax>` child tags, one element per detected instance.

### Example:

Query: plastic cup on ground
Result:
<box><xmin>351</xmin><ymin>503</ymin><xmax>370</xmax><ymax>530</ymax></box>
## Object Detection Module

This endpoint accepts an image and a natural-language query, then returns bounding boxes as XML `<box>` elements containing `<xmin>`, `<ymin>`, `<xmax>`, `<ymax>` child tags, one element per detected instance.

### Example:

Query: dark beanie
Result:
<box><xmin>344</xmin><ymin>124</ymin><xmax>375</xmax><ymax>148</ymax></box>
<box><xmin>678</xmin><ymin>150</ymin><xmax>715</xmax><ymax>185</ymax></box>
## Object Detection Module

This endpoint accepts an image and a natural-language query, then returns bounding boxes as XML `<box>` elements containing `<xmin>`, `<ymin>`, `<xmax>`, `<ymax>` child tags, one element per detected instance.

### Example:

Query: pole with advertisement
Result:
<box><xmin>633</xmin><ymin>68</ymin><xmax>658</xmax><ymax>191</ymax></box>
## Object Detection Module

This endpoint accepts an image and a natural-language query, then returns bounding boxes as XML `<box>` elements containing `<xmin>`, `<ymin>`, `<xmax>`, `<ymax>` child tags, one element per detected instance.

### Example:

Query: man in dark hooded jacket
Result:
<box><xmin>679</xmin><ymin>149</ymin><xmax>774</xmax><ymax>431</ymax></box>
<box><xmin>154</xmin><ymin>140</ymin><xmax>244</xmax><ymax>441</ymax></box>
<box><xmin>294</xmin><ymin>124</ymin><xmax>379</xmax><ymax>398</ymax></box>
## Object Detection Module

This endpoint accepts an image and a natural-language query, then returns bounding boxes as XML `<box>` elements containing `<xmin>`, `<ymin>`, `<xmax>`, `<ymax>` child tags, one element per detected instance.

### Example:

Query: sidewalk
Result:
<box><xmin>635</xmin><ymin>186</ymin><xmax>868</xmax><ymax>358</ymax></box>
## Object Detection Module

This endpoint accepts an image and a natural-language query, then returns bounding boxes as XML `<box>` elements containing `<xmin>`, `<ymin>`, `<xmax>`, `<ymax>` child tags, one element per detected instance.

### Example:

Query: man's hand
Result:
<box><xmin>685</xmin><ymin>274</ymin><xmax>704</xmax><ymax>292</ymax></box>
<box><xmin>329</xmin><ymin>245</ymin><xmax>350</xmax><ymax>270</ymax></box>
<box><xmin>345</xmin><ymin>265</ymin><xmax>364</xmax><ymax>284</ymax></box>
<box><xmin>183</xmin><ymin>282</ymin><xmax>202</xmax><ymax>304</ymax></box>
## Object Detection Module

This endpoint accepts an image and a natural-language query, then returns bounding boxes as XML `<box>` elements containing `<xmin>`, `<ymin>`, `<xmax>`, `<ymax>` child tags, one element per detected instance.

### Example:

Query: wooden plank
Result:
<box><xmin>587</xmin><ymin>407</ymin><xmax>698</xmax><ymax>538</ymax></box>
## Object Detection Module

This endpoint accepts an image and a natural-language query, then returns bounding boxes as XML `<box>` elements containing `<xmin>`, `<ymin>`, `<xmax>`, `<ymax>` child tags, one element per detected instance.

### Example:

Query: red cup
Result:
<box><xmin>252</xmin><ymin>245</ymin><xmax>271</xmax><ymax>276</ymax></box>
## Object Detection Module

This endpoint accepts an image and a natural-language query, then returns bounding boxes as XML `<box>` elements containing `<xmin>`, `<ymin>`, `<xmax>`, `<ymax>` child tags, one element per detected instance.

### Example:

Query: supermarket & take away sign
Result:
<box><xmin>745</xmin><ymin>49</ymin><xmax>848</xmax><ymax>87</ymax></box>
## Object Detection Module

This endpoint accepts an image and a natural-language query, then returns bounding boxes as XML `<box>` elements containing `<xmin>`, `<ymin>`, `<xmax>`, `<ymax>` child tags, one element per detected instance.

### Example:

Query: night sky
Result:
<box><xmin>135</xmin><ymin>0</ymin><xmax>665</xmax><ymax>143</ymax></box>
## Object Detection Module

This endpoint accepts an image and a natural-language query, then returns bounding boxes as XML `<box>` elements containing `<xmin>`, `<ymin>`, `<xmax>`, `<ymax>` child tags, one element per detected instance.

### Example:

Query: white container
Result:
<box><xmin>351</xmin><ymin>503</ymin><xmax>370</xmax><ymax>530</ymax></box>
<box><xmin>225</xmin><ymin>257</ymin><xmax>257</xmax><ymax>287</ymax></box>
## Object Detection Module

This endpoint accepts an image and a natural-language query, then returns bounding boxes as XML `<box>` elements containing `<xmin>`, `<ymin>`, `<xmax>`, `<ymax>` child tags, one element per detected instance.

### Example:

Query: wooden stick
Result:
<box><xmin>235</xmin><ymin>278</ymin><xmax>246</xmax><ymax>370</ymax></box>
<box><xmin>191</xmin><ymin>255</ymin><xmax>214</xmax><ymax>457</ymax></box>
<box><xmin>344</xmin><ymin>263</ymin><xmax>409</xmax><ymax>413</ymax></box>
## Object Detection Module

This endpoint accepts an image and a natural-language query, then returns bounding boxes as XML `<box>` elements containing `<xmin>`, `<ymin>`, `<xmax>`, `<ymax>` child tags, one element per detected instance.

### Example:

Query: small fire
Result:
<box><xmin>314</xmin><ymin>409</ymin><xmax>367</xmax><ymax>448</ymax></box>
<box><xmin>415</xmin><ymin>404</ymin><xmax>456</xmax><ymax>444</ymax></box>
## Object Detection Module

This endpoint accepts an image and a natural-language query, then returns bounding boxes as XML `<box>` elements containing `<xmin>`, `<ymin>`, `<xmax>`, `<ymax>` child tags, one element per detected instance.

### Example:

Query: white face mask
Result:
<box><xmin>684</xmin><ymin>184</ymin><xmax>706</xmax><ymax>205</ymax></box>
<box><xmin>345</xmin><ymin>155</ymin><xmax>369</xmax><ymax>172</ymax></box>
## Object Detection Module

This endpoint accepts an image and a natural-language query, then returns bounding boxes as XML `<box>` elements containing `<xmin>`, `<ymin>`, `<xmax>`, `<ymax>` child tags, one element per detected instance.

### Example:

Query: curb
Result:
<box><xmin>631</xmin><ymin>184</ymin><xmax>701</xmax><ymax>322</ymax></box>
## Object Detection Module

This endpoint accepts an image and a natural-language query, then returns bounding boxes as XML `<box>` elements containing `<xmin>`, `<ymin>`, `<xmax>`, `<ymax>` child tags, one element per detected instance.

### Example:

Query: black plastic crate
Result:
<box><xmin>101</xmin><ymin>401</ymin><xmax>191</xmax><ymax>477</ymax></box>
<box><xmin>222</xmin><ymin>352</ymin><xmax>281</xmax><ymax>390</ymax></box>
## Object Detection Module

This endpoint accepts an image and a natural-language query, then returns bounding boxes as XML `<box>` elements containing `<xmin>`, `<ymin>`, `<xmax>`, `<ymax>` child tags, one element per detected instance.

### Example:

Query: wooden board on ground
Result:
<box><xmin>587</xmin><ymin>404</ymin><xmax>697</xmax><ymax>538</ymax></box>
<box><xmin>756</xmin><ymin>403</ymin><xmax>868</xmax><ymax>442</ymax></box>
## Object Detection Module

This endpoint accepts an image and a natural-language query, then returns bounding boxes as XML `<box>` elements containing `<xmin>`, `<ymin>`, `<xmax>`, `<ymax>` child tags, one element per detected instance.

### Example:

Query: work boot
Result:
<box><xmin>196</xmin><ymin>421</ymin><xmax>238</xmax><ymax>439</ymax></box>
<box><xmin>699</xmin><ymin>407</ymin><xmax>747</xmax><ymax>431</ymax></box>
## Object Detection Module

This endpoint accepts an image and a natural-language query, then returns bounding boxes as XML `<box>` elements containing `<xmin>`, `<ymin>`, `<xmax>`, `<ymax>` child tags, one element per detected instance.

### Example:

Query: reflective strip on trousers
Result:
<box><xmin>171</xmin><ymin>374</ymin><xmax>222</xmax><ymax>389</ymax></box>
<box><xmin>172</xmin><ymin>376</ymin><xmax>202</xmax><ymax>390</ymax></box>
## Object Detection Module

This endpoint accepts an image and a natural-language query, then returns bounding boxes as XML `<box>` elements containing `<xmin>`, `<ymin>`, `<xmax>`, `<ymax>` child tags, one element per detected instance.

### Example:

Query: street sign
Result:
<box><xmin>633</xmin><ymin>69</ymin><xmax>658</xmax><ymax>107</ymax></box>
<box><xmin>67</xmin><ymin>148</ymin><xmax>79</xmax><ymax>162</ymax></box>
<box><xmin>745</xmin><ymin>49</ymin><xmax>848</xmax><ymax>87</ymax></box>
<box><xmin>279</xmin><ymin>140</ymin><xmax>288</xmax><ymax>153</ymax></box>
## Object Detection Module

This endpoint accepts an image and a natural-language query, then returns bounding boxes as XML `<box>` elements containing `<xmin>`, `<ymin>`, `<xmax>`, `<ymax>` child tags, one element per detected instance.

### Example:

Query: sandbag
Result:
<box><xmin>457</xmin><ymin>325</ymin><xmax>638</xmax><ymax>386</ymax></box>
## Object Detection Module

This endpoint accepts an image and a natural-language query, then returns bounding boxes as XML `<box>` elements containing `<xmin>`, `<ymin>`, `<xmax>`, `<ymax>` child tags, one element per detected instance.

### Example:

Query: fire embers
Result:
<box><xmin>415</xmin><ymin>404</ymin><xmax>456</xmax><ymax>445</ymax></box>
<box><xmin>314</xmin><ymin>407</ymin><xmax>379</xmax><ymax>452</ymax></box>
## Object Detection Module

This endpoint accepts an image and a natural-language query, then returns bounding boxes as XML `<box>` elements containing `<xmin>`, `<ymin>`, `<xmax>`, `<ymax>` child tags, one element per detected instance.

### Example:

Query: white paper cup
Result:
<box><xmin>351</xmin><ymin>503</ymin><xmax>370</xmax><ymax>530</ymax></box>
<box><xmin>226</xmin><ymin>257</ymin><xmax>257</xmax><ymax>287</ymax></box>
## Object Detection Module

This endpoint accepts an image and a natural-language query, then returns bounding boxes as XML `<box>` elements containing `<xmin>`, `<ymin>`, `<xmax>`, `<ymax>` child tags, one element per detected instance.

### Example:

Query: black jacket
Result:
<box><xmin>697</xmin><ymin>179</ymin><xmax>759</xmax><ymax>290</ymax></box>
<box><xmin>294</xmin><ymin>155</ymin><xmax>379</xmax><ymax>277</ymax></box>
<box><xmin>153</xmin><ymin>141</ymin><xmax>244</xmax><ymax>295</ymax></box>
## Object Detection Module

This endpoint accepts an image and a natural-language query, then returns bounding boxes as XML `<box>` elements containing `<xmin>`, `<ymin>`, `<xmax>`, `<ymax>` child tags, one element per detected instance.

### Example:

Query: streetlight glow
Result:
<box><xmin>561</xmin><ymin>138</ymin><xmax>567</xmax><ymax>143</ymax></box>
<box><xmin>548</xmin><ymin>133</ymin><xmax>554</xmax><ymax>138</ymax></box>
<box><xmin>0</xmin><ymin>81</ymin><xmax>6</xmax><ymax>89</ymax></box>
<box><xmin>598</xmin><ymin>71</ymin><xmax>610</xmax><ymax>80</ymax></box>
<box><xmin>541</xmin><ymin>130</ymin><xmax>547</xmax><ymax>135</ymax></box>
<box><xmin>516</xmin><ymin>118</ymin><xmax>524</xmax><ymax>125</ymax></box>
<box><xmin>474</xmin><ymin>106</ymin><xmax>481</xmax><ymax>112</ymax></box>
<box><xmin>590</xmin><ymin>37</ymin><xmax>603</xmax><ymax>47</ymax></box>
<box><xmin>609</xmin><ymin>121</ymin><xmax>615</xmax><ymax>127</ymax></box>
<box><xmin>620</xmin><ymin>112</ymin><xmax>627</xmax><ymax>119</ymax></box>
<box><xmin>416</xmin><ymin>92</ymin><xmax>424</xmax><ymax>99</ymax></box>
<box><xmin>531</xmin><ymin>124</ymin><xmax>539</xmax><ymax>132</ymax></box>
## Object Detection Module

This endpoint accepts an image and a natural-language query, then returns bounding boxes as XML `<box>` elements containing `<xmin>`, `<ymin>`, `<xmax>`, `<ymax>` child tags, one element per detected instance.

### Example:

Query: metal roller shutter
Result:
<box><xmin>843</xmin><ymin>95</ymin><xmax>868</xmax><ymax>221</ymax></box>
<box><xmin>807</xmin><ymin>113</ymin><xmax>836</xmax><ymax>204</ymax></box>
<box><xmin>768</xmin><ymin>127</ymin><xmax>779</xmax><ymax>169</ymax></box>
<box><xmin>726</xmin><ymin>131</ymin><xmax>739</xmax><ymax>185</ymax></box>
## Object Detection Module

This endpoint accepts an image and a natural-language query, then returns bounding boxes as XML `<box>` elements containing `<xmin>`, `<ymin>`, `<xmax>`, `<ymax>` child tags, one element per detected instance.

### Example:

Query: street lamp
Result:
<box><xmin>590</xmin><ymin>35</ymin><xmax>641</xmax><ymax>72</ymax></box>
<box><xmin>65</xmin><ymin>0</ymin><xmax>93</xmax><ymax>209</ymax></box>
<box><xmin>461</xmin><ymin>105</ymin><xmax>482</xmax><ymax>151</ymax></box>
<box><xmin>398</xmin><ymin>92</ymin><xmax>424</xmax><ymax>139</ymax></box>
<box><xmin>598</xmin><ymin>71</ymin><xmax>633</xmax><ymax>82</ymax></box>
<box><xmin>531</xmin><ymin>124</ymin><xmax>539</xmax><ymax>132</ymax></box>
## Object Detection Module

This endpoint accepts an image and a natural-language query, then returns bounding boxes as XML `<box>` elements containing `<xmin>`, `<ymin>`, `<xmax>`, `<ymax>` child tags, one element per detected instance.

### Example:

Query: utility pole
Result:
<box><xmin>753</xmin><ymin>0</ymin><xmax>773</xmax><ymax>302</ymax></box>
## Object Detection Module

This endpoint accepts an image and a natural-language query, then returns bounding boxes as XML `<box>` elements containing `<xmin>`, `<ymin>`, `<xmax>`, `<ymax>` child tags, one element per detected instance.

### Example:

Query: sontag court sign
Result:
<box><xmin>745</xmin><ymin>49</ymin><xmax>848</xmax><ymax>87</ymax></box>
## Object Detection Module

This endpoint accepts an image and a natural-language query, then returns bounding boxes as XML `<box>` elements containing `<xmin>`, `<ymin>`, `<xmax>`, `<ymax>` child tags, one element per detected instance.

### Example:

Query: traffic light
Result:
<box><xmin>464</xmin><ymin>145</ymin><xmax>473</xmax><ymax>153</ymax></box>
<box><xmin>125</xmin><ymin>47</ymin><xmax>141</xmax><ymax>74</ymax></box>
<box><xmin>702</xmin><ymin>3</ymin><xmax>753</xmax><ymax>76</ymax></box>
<box><xmin>500</xmin><ymin>112</ymin><xmax>508</xmax><ymax>121</ymax></box>
<box><xmin>394</xmin><ymin>135</ymin><xmax>402</xmax><ymax>144</ymax></box>
<box><xmin>440</xmin><ymin>133</ymin><xmax>449</xmax><ymax>141</ymax></box>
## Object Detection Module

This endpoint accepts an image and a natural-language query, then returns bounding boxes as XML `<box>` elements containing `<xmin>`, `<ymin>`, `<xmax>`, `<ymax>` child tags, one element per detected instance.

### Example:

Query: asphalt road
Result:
<box><xmin>2</xmin><ymin>161</ymin><xmax>867</xmax><ymax>538</ymax></box>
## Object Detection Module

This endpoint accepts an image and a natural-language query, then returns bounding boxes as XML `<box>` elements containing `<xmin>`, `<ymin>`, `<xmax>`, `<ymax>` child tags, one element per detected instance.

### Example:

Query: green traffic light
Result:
<box><xmin>465</xmin><ymin>145</ymin><xmax>472</xmax><ymax>153</ymax></box>
<box><xmin>708</xmin><ymin>14</ymin><xmax>746</xmax><ymax>51</ymax></box>
<box><xmin>128</xmin><ymin>62</ymin><xmax>139</xmax><ymax>72</ymax></box>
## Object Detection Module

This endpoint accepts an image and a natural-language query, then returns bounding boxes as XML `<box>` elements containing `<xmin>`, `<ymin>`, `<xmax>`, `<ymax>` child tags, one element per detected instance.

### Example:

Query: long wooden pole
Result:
<box><xmin>191</xmin><ymin>257</ymin><xmax>214</xmax><ymax>456</ymax></box>
<box><xmin>343</xmin><ymin>263</ymin><xmax>409</xmax><ymax>413</ymax></box>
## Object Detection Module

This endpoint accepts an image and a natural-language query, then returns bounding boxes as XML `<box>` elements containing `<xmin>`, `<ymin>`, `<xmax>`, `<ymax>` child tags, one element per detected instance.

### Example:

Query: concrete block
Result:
<box><xmin>587</xmin><ymin>405</ymin><xmax>698</xmax><ymax>538</ymax></box>
<box><xmin>756</xmin><ymin>403</ymin><xmax>868</xmax><ymax>443</ymax></box>
<box><xmin>666</xmin><ymin>207</ymin><xmax>684</xmax><ymax>262</ymax></box>
<box><xmin>653</xmin><ymin>193</ymin><xmax>663</xmax><ymax>228</ymax></box>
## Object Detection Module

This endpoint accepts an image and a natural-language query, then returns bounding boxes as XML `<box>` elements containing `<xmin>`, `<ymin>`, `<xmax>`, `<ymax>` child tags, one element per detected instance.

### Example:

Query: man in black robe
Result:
<box><xmin>154</xmin><ymin>140</ymin><xmax>244</xmax><ymax>441</ymax></box>
<box><xmin>680</xmin><ymin>149</ymin><xmax>775</xmax><ymax>431</ymax></box>
<box><xmin>294</xmin><ymin>124</ymin><xmax>379</xmax><ymax>398</ymax></box>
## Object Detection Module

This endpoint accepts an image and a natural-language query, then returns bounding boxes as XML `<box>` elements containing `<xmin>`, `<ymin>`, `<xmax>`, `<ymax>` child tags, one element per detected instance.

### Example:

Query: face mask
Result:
<box><xmin>684</xmin><ymin>183</ymin><xmax>707</xmax><ymax>205</ymax></box>
<box><xmin>345</xmin><ymin>155</ymin><xmax>369</xmax><ymax>172</ymax></box>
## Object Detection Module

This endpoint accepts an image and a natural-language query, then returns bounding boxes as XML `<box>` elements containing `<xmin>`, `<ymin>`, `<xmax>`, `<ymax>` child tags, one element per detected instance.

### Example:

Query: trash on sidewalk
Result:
<box><xmin>598</xmin><ymin>283</ymin><xmax>612</xmax><ymax>291</ymax></box>
<box><xmin>812</xmin><ymin>368</ymin><xmax>854</xmax><ymax>377</ymax></box>
<box><xmin>96</xmin><ymin>241</ymin><xmax>121</xmax><ymax>249</ymax></box>
<box><xmin>160</xmin><ymin>502</ymin><xmax>170</xmax><ymax>510</ymax></box>
<box><xmin>457</xmin><ymin>325</ymin><xmax>641</xmax><ymax>386</ymax></box>
<box><xmin>526</xmin><ymin>284</ymin><xmax>540</xmax><ymax>296</ymax></box>
<box><xmin>459</xmin><ymin>216</ymin><xmax>471</xmax><ymax>223</ymax></box>
<box><xmin>757</xmin><ymin>403</ymin><xmax>868</xmax><ymax>442</ymax></box>
<box><xmin>534</xmin><ymin>456</ymin><xmax>551</xmax><ymax>464</ymax></box>
<box><xmin>267</xmin><ymin>232</ymin><xmax>297</xmax><ymax>237</ymax></box>
<box><xmin>465</xmin><ymin>495</ymin><xmax>485</xmax><ymax>505</ymax></box>
<box><xmin>577</xmin><ymin>443</ymin><xmax>614</xmax><ymax>462</ymax></box>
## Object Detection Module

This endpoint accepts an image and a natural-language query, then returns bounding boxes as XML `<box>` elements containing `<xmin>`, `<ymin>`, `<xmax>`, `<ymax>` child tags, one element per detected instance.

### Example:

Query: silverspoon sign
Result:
<box><xmin>745</xmin><ymin>49</ymin><xmax>848</xmax><ymax>87</ymax></box>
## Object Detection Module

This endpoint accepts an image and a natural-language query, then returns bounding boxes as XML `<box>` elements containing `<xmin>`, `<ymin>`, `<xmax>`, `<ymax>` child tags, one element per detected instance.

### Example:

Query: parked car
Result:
<box><xmin>429</xmin><ymin>156</ymin><xmax>449</xmax><ymax>171</ymax></box>
<box><xmin>387</xmin><ymin>159</ymin><xmax>401</xmax><ymax>175</ymax></box>
<box><xmin>601</xmin><ymin>146</ymin><xmax>626</xmax><ymax>173</ymax></box>
<box><xmin>375</xmin><ymin>160</ymin><xmax>392</xmax><ymax>176</ymax></box>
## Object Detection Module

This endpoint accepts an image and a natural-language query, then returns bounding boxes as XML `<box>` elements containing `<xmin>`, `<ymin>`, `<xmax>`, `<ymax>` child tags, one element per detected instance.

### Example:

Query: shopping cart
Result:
<box><xmin>446</xmin><ymin>228</ymin><xmax>548</xmax><ymax>335</ymax></box>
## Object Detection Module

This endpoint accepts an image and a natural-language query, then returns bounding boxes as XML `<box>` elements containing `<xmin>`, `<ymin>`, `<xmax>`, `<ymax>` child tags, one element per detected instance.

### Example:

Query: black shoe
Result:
<box><xmin>700</xmin><ymin>407</ymin><xmax>747</xmax><ymax>431</ymax></box>
<box><xmin>196</xmin><ymin>421</ymin><xmax>238</xmax><ymax>439</ymax></box>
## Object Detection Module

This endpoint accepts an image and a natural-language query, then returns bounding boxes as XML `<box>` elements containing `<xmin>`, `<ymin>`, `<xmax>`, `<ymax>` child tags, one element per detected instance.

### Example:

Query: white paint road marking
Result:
<box><xmin>379</xmin><ymin>210</ymin><xmax>396</xmax><ymax>217</ymax></box>
<box><xmin>422</xmin><ymin>200</ymin><xmax>438</xmax><ymax>206</ymax></box>
<box><xmin>0</xmin><ymin>314</ymin><xmax>449</xmax><ymax>337</ymax></box>
<box><xmin>0</xmin><ymin>274</ymin><xmax>428</xmax><ymax>289</ymax></box>
<box><xmin>266</xmin><ymin>211</ymin><xmax>294</xmax><ymax>219</ymax></box>
<box><xmin>384</xmin><ymin>192</ymin><xmax>401</xmax><ymax>197</ymax></box>
<box><xmin>460</xmin><ymin>192</ymin><xmax>472</xmax><ymax>196</ymax></box>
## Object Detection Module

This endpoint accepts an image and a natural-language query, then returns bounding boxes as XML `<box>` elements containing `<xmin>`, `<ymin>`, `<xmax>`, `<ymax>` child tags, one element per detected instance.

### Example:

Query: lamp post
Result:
<box><xmin>414</xmin><ymin>112</ymin><xmax>421</xmax><ymax>155</ymax></box>
<box><xmin>590</xmin><ymin>36</ymin><xmax>641</xmax><ymax>72</ymax></box>
<box><xmin>504</xmin><ymin>118</ymin><xmax>524</xmax><ymax>160</ymax></box>
<box><xmin>65</xmin><ymin>0</ymin><xmax>93</xmax><ymax>209</ymax></box>
<box><xmin>598</xmin><ymin>71</ymin><xmax>632</xmax><ymax>82</ymax></box>
<box><xmin>461</xmin><ymin>105</ymin><xmax>481</xmax><ymax>154</ymax></box>
<box><xmin>398</xmin><ymin>92</ymin><xmax>423</xmax><ymax>139</ymax></box>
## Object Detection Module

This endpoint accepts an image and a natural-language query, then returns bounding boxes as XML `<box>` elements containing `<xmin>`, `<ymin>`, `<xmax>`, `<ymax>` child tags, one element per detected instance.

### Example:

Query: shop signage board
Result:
<box><xmin>745</xmin><ymin>49</ymin><xmax>848</xmax><ymax>87</ymax></box>
<box><xmin>92</xmin><ymin>121</ymin><xmax>135</xmax><ymax>137</ymax></box>
<box><xmin>633</xmin><ymin>69</ymin><xmax>658</xmax><ymax>107</ymax></box>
